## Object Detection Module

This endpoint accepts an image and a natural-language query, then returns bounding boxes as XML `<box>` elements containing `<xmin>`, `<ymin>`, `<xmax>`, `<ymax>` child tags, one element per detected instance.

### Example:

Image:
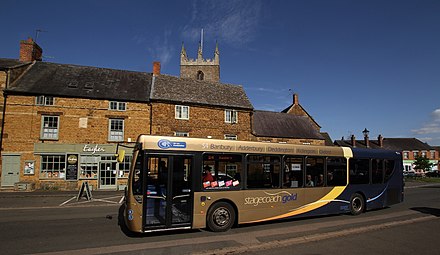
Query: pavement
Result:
<box><xmin>0</xmin><ymin>180</ymin><xmax>436</xmax><ymax>210</ymax></box>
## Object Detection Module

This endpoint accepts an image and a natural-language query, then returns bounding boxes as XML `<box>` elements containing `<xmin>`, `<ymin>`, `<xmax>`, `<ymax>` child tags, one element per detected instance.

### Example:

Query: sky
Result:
<box><xmin>1</xmin><ymin>0</ymin><xmax>440</xmax><ymax>145</ymax></box>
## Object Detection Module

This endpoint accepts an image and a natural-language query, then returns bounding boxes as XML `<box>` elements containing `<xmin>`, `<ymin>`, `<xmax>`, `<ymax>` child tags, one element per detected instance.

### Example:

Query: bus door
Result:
<box><xmin>143</xmin><ymin>155</ymin><xmax>193</xmax><ymax>231</ymax></box>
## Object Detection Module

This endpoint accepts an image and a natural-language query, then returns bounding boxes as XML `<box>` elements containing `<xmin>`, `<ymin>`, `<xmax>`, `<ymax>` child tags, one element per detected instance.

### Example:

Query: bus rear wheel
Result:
<box><xmin>207</xmin><ymin>202</ymin><xmax>235</xmax><ymax>232</ymax></box>
<box><xmin>350</xmin><ymin>193</ymin><xmax>365</xmax><ymax>215</ymax></box>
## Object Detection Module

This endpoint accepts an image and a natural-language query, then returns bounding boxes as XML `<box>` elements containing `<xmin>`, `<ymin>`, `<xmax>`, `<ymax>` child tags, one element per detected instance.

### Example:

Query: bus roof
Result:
<box><xmin>136</xmin><ymin>135</ymin><xmax>353</xmax><ymax>158</ymax></box>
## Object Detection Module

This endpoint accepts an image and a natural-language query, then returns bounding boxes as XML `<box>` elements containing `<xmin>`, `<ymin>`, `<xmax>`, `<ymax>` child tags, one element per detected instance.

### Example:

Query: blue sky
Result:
<box><xmin>1</xmin><ymin>0</ymin><xmax>440</xmax><ymax>145</ymax></box>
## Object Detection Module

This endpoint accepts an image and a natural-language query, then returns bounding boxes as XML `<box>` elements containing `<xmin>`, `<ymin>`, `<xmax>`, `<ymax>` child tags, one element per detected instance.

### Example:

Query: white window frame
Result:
<box><xmin>403</xmin><ymin>151</ymin><xmax>409</xmax><ymax>159</ymax></box>
<box><xmin>224</xmin><ymin>134</ymin><xmax>238</xmax><ymax>140</ymax></box>
<box><xmin>225</xmin><ymin>109</ymin><xmax>238</xmax><ymax>123</ymax></box>
<box><xmin>109</xmin><ymin>101</ymin><xmax>126</xmax><ymax>111</ymax></box>
<box><xmin>175</xmin><ymin>105</ymin><xmax>189</xmax><ymax>120</ymax></box>
<box><xmin>41</xmin><ymin>115</ymin><xmax>59</xmax><ymax>140</ymax></box>
<box><xmin>108</xmin><ymin>118</ymin><xmax>124</xmax><ymax>141</ymax></box>
<box><xmin>175</xmin><ymin>131</ymin><xmax>189</xmax><ymax>137</ymax></box>
<box><xmin>36</xmin><ymin>96</ymin><xmax>54</xmax><ymax>106</ymax></box>
<box><xmin>40</xmin><ymin>155</ymin><xmax>66</xmax><ymax>179</ymax></box>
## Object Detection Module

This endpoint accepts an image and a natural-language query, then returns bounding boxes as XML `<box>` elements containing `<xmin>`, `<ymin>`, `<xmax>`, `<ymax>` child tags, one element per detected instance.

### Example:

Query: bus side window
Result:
<box><xmin>384</xmin><ymin>160</ymin><xmax>395</xmax><ymax>182</ymax></box>
<box><xmin>283</xmin><ymin>157</ymin><xmax>303</xmax><ymax>188</ymax></box>
<box><xmin>247</xmin><ymin>155</ymin><xmax>280</xmax><ymax>189</ymax></box>
<box><xmin>372</xmin><ymin>159</ymin><xmax>384</xmax><ymax>184</ymax></box>
<box><xmin>326</xmin><ymin>157</ymin><xmax>347</xmax><ymax>186</ymax></box>
<box><xmin>306</xmin><ymin>157</ymin><xmax>324</xmax><ymax>187</ymax></box>
<box><xmin>349</xmin><ymin>158</ymin><xmax>370</xmax><ymax>184</ymax></box>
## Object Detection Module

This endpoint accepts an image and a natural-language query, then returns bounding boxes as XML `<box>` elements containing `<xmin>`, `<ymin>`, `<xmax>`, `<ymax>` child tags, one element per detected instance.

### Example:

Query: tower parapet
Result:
<box><xmin>180</xmin><ymin>41</ymin><xmax>220</xmax><ymax>82</ymax></box>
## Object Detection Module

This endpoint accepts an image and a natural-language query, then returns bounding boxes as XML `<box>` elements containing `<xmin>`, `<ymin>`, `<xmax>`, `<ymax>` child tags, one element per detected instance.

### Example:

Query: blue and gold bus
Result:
<box><xmin>122</xmin><ymin>135</ymin><xmax>403</xmax><ymax>233</ymax></box>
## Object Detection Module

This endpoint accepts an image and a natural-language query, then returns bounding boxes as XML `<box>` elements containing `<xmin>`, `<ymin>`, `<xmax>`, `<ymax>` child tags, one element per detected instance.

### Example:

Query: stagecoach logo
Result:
<box><xmin>157</xmin><ymin>139</ymin><xmax>187</xmax><ymax>150</ymax></box>
<box><xmin>244</xmin><ymin>191</ymin><xmax>298</xmax><ymax>207</ymax></box>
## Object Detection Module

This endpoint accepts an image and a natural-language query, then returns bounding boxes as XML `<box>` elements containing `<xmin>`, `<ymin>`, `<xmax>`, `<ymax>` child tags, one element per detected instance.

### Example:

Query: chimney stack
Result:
<box><xmin>351</xmin><ymin>135</ymin><xmax>356</xmax><ymax>147</ymax></box>
<box><xmin>293</xmin><ymin>94</ymin><xmax>299</xmax><ymax>105</ymax></box>
<box><xmin>20</xmin><ymin>37</ymin><xmax>43</xmax><ymax>62</ymax></box>
<box><xmin>378</xmin><ymin>135</ymin><xmax>384</xmax><ymax>148</ymax></box>
<box><xmin>153</xmin><ymin>61</ymin><xmax>161</xmax><ymax>76</ymax></box>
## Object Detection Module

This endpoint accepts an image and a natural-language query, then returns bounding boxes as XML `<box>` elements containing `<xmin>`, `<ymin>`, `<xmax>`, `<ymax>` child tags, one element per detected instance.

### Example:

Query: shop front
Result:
<box><xmin>33</xmin><ymin>143</ymin><xmax>133</xmax><ymax>191</ymax></box>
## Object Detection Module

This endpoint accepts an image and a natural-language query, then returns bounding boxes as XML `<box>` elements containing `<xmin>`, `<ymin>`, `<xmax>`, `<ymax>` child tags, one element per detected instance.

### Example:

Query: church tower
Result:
<box><xmin>180</xmin><ymin>41</ymin><xmax>220</xmax><ymax>82</ymax></box>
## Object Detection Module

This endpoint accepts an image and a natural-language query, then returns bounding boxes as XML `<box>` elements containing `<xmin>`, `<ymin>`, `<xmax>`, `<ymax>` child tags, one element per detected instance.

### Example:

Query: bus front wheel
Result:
<box><xmin>207</xmin><ymin>202</ymin><xmax>235</xmax><ymax>232</ymax></box>
<box><xmin>349</xmin><ymin>193</ymin><xmax>365</xmax><ymax>215</ymax></box>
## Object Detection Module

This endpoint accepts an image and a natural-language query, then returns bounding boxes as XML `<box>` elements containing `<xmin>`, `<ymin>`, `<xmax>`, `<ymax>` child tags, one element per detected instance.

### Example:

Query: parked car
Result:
<box><xmin>403</xmin><ymin>170</ymin><xmax>416</xmax><ymax>177</ymax></box>
<box><xmin>426</xmin><ymin>170</ymin><xmax>440</xmax><ymax>178</ymax></box>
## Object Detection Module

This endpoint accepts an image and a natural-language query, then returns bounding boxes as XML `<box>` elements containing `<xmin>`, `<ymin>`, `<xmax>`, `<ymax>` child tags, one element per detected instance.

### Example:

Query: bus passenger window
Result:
<box><xmin>384</xmin><ymin>160</ymin><xmax>395</xmax><ymax>182</ymax></box>
<box><xmin>327</xmin><ymin>157</ymin><xmax>347</xmax><ymax>186</ymax></box>
<box><xmin>306</xmin><ymin>157</ymin><xmax>324</xmax><ymax>187</ymax></box>
<box><xmin>247</xmin><ymin>156</ymin><xmax>280</xmax><ymax>189</ymax></box>
<box><xmin>349</xmin><ymin>158</ymin><xmax>370</xmax><ymax>184</ymax></box>
<box><xmin>202</xmin><ymin>154</ymin><xmax>242</xmax><ymax>190</ymax></box>
<box><xmin>283</xmin><ymin>157</ymin><xmax>303</xmax><ymax>188</ymax></box>
<box><xmin>372</xmin><ymin>159</ymin><xmax>384</xmax><ymax>184</ymax></box>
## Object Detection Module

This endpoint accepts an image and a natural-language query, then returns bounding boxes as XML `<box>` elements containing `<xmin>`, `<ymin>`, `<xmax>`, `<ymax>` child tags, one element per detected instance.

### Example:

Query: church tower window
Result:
<box><xmin>197</xmin><ymin>71</ymin><xmax>204</xmax><ymax>80</ymax></box>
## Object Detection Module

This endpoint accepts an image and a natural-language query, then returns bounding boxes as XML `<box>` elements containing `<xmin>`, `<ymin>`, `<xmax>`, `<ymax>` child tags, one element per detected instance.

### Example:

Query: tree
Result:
<box><xmin>413</xmin><ymin>156</ymin><xmax>434</xmax><ymax>172</ymax></box>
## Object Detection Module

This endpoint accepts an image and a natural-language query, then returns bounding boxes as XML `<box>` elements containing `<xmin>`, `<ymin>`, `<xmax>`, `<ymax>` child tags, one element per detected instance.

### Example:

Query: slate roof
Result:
<box><xmin>151</xmin><ymin>75</ymin><xmax>253</xmax><ymax>110</ymax></box>
<box><xmin>334</xmin><ymin>138</ymin><xmax>434</xmax><ymax>150</ymax></box>
<box><xmin>0</xmin><ymin>58</ymin><xmax>29</xmax><ymax>70</ymax></box>
<box><xmin>252</xmin><ymin>110</ymin><xmax>324</xmax><ymax>139</ymax></box>
<box><xmin>6</xmin><ymin>61</ymin><xmax>152</xmax><ymax>102</ymax></box>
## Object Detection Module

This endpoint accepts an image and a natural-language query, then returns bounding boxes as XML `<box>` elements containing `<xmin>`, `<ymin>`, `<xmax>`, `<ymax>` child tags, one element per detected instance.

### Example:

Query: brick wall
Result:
<box><xmin>151</xmin><ymin>102</ymin><xmax>251</xmax><ymax>140</ymax></box>
<box><xmin>2</xmin><ymin>95</ymin><xmax>150</xmax><ymax>188</ymax></box>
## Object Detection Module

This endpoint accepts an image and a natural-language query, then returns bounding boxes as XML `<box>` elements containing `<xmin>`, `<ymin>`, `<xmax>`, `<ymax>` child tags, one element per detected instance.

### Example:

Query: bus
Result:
<box><xmin>122</xmin><ymin>135</ymin><xmax>403</xmax><ymax>233</ymax></box>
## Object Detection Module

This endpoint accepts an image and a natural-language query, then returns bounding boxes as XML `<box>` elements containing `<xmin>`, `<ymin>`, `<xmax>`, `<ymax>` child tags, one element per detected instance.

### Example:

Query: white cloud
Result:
<box><xmin>147</xmin><ymin>30</ymin><xmax>175</xmax><ymax>68</ymax></box>
<box><xmin>183</xmin><ymin>0</ymin><xmax>263</xmax><ymax>47</ymax></box>
<box><xmin>412</xmin><ymin>108</ymin><xmax>440</xmax><ymax>145</ymax></box>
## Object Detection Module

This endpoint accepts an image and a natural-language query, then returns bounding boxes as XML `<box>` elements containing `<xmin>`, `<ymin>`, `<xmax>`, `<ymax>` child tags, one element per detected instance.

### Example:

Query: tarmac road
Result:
<box><xmin>0</xmin><ymin>180</ymin><xmax>438</xmax><ymax>255</ymax></box>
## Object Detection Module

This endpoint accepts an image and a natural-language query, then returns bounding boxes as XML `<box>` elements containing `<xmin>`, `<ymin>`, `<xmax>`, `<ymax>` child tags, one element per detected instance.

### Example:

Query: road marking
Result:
<box><xmin>59</xmin><ymin>196</ymin><xmax>76</xmax><ymax>207</ymax></box>
<box><xmin>28</xmin><ymin>211</ymin><xmax>436</xmax><ymax>255</ymax></box>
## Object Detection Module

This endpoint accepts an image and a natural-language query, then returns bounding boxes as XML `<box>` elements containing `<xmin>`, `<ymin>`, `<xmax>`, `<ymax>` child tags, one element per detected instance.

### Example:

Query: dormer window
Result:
<box><xmin>197</xmin><ymin>70</ymin><xmax>204</xmax><ymax>80</ymax></box>
<box><xmin>36</xmin><ymin>96</ymin><xmax>54</xmax><ymax>106</ymax></box>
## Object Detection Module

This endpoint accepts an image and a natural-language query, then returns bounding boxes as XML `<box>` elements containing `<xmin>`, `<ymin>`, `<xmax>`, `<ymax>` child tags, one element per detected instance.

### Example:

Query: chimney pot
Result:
<box><xmin>153</xmin><ymin>61</ymin><xmax>161</xmax><ymax>76</ymax></box>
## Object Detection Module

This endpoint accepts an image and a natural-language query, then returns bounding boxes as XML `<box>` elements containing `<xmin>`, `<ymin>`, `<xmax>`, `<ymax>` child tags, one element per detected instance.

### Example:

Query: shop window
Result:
<box><xmin>108</xmin><ymin>118</ymin><xmax>124</xmax><ymax>141</ymax></box>
<box><xmin>246</xmin><ymin>155</ymin><xmax>280</xmax><ymax>189</ymax></box>
<box><xmin>40</xmin><ymin>155</ymin><xmax>66</xmax><ymax>179</ymax></box>
<box><xmin>202</xmin><ymin>154</ymin><xmax>242</xmax><ymax>190</ymax></box>
<box><xmin>118</xmin><ymin>155</ymin><xmax>132</xmax><ymax>178</ymax></box>
<box><xmin>79</xmin><ymin>156</ymin><xmax>99</xmax><ymax>179</ymax></box>
<box><xmin>41</xmin><ymin>115</ymin><xmax>59</xmax><ymax>140</ymax></box>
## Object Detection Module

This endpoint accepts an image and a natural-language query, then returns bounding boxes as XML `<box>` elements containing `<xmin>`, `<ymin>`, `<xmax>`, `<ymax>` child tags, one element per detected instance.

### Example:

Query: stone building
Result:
<box><xmin>0</xmin><ymin>38</ymin><xmax>252</xmax><ymax>190</ymax></box>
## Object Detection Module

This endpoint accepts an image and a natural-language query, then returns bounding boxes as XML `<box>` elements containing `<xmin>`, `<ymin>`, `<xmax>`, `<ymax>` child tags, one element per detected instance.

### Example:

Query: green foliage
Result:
<box><xmin>413</xmin><ymin>156</ymin><xmax>434</xmax><ymax>172</ymax></box>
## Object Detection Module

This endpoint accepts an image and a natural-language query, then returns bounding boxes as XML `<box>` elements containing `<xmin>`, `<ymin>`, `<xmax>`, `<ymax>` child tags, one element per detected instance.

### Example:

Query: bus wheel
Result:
<box><xmin>207</xmin><ymin>202</ymin><xmax>235</xmax><ymax>232</ymax></box>
<box><xmin>349</xmin><ymin>193</ymin><xmax>365</xmax><ymax>215</ymax></box>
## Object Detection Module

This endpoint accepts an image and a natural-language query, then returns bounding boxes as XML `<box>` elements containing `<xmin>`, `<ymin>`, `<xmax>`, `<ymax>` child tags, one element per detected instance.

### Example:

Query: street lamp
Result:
<box><xmin>362</xmin><ymin>128</ymin><xmax>369</xmax><ymax>138</ymax></box>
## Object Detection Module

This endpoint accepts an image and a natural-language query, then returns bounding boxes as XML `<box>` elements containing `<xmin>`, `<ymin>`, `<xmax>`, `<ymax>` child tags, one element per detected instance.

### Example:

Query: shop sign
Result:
<box><xmin>66</xmin><ymin>154</ymin><xmax>79</xmax><ymax>181</ymax></box>
<box><xmin>83</xmin><ymin>144</ymin><xmax>106</xmax><ymax>155</ymax></box>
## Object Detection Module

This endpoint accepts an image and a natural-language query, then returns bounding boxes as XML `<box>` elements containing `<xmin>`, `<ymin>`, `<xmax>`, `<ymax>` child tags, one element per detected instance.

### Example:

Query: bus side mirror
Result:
<box><xmin>116</xmin><ymin>150</ymin><xmax>126</xmax><ymax>163</ymax></box>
